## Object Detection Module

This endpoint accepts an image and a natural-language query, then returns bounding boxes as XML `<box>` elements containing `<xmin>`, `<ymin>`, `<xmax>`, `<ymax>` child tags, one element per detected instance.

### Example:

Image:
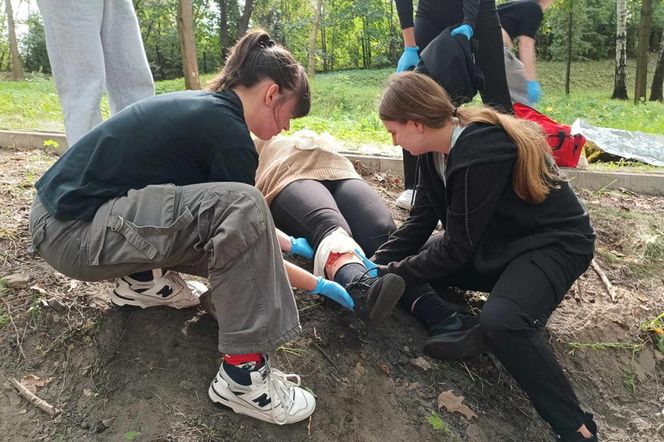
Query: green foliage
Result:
<box><xmin>1</xmin><ymin>61</ymin><xmax>663</xmax><ymax>149</ymax></box>
<box><xmin>20</xmin><ymin>13</ymin><xmax>50</xmax><ymax>74</ymax></box>
<box><xmin>123</xmin><ymin>431</ymin><xmax>141</xmax><ymax>441</ymax></box>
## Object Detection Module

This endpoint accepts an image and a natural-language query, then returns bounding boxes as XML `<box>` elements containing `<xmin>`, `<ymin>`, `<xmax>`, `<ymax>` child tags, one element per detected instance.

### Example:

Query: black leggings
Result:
<box><xmin>270</xmin><ymin>179</ymin><xmax>396</xmax><ymax>257</ymax></box>
<box><xmin>402</xmin><ymin>0</ymin><xmax>512</xmax><ymax>189</ymax></box>
<box><xmin>402</xmin><ymin>243</ymin><xmax>592</xmax><ymax>436</ymax></box>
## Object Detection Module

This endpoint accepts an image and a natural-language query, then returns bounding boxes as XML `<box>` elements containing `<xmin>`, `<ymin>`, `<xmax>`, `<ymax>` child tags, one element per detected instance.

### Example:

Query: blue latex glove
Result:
<box><xmin>527</xmin><ymin>80</ymin><xmax>542</xmax><ymax>105</ymax></box>
<box><xmin>354</xmin><ymin>248</ymin><xmax>379</xmax><ymax>278</ymax></box>
<box><xmin>290</xmin><ymin>236</ymin><xmax>314</xmax><ymax>259</ymax></box>
<box><xmin>311</xmin><ymin>277</ymin><xmax>355</xmax><ymax>310</ymax></box>
<box><xmin>450</xmin><ymin>24</ymin><xmax>473</xmax><ymax>40</ymax></box>
<box><xmin>397</xmin><ymin>46</ymin><xmax>420</xmax><ymax>72</ymax></box>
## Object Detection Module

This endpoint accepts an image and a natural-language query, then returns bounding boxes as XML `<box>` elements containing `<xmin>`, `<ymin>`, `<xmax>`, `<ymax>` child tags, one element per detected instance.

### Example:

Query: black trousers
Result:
<box><xmin>424</xmin><ymin>246</ymin><xmax>593</xmax><ymax>436</ymax></box>
<box><xmin>402</xmin><ymin>0</ymin><xmax>512</xmax><ymax>189</ymax></box>
<box><xmin>270</xmin><ymin>179</ymin><xmax>396</xmax><ymax>257</ymax></box>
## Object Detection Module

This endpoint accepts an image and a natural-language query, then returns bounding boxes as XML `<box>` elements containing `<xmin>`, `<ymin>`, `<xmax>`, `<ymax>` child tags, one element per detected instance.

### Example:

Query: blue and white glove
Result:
<box><xmin>527</xmin><ymin>80</ymin><xmax>542</xmax><ymax>105</ymax></box>
<box><xmin>289</xmin><ymin>236</ymin><xmax>314</xmax><ymax>259</ymax></box>
<box><xmin>310</xmin><ymin>277</ymin><xmax>355</xmax><ymax>310</ymax></box>
<box><xmin>451</xmin><ymin>24</ymin><xmax>473</xmax><ymax>40</ymax></box>
<box><xmin>354</xmin><ymin>248</ymin><xmax>380</xmax><ymax>277</ymax></box>
<box><xmin>397</xmin><ymin>46</ymin><xmax>420</xmax><ymax>72</ymax></box>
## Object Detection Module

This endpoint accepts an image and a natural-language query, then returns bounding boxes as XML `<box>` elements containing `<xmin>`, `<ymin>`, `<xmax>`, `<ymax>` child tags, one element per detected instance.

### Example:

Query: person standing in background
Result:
<box><xmin>393</xmin><ymin>0</ymin><xmax>512</xmax><ymax>210</ymax></box>
<box><xmin>498</xmin><ymin>0</ymin><xmax>553</xmax><ymax>106</ymax></box>
<box><xmin>37</xmin><ymin>0</ymin><xmax>154</xmax><ymax>146</ymax></box>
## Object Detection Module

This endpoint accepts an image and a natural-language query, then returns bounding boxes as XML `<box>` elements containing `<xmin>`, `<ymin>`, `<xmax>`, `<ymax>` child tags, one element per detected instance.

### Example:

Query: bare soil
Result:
<box><xmin>0</xmin><ymin>147</ymin><xmax>662</xmax><ymax>441</ymax></box>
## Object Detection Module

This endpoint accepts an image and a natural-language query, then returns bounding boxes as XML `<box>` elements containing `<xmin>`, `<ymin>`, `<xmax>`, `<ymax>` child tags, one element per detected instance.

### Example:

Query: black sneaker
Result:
<box><xmin>346</xmin><ymin>271</ymin><xmax>405</xmax><ymax>328</ymax></box>
<box><xmin>423</xmin><ymin>313</ymin><xmax>489</xmax><ymax>360</ymax></box>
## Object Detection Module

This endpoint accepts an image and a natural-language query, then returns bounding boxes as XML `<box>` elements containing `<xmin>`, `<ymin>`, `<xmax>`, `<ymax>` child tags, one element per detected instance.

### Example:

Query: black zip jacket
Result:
<box><xmin>373</xmin><ymin>123</ymin><xmax>595</xmax><ymax>286</ymax></box>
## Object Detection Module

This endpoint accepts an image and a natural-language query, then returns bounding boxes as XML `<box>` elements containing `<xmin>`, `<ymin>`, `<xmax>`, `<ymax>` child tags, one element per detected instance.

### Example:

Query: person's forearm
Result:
<box><xmin>402</xmin><ymin>27</ymin><xmax>416</xmax><ymax>48</ymax></box>
<box><xmin>284</xmin><ymin>260</ymin><xmax>317</xmax><ymax>291</ymax></box>
<box><xmin>275</xmin><ymin>228</ymin><xmax>292</xmax><ymax>253</ymax></box>
<box><xmin>518</xmin><ymin>38</ymin><xmax>537</xmax><ymax>81</ymax></box>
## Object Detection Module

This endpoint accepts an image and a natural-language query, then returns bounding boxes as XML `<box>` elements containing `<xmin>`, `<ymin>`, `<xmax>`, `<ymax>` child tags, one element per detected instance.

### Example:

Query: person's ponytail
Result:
<box><xmin>455</xmin><ymin>106</ymin><xmax>560</xmax><ymax>204</ymax></box>
<box><xmin>208</xmin><ymin>30</ymin><xmax>310</xmax><ymax>118</ymax></box>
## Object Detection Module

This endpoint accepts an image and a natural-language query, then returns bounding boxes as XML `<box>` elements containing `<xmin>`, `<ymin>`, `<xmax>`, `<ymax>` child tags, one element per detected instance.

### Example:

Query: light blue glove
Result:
<box><xmin>289</xmin><ymin>236</ymin><xmax>314</xmax><ymax>259</ymax></box>
<box><xmin>527</xmin><ymin>80</ymin><xmax>542</xmax><ymax>105</ymax></box>
<box><xmin>311</xmin><ymin>277</ymin><xmax>355</xmax><ymax>310</ymax></box>
<box><xmin>397</xmin><ymin>46</ymin><xmax>420</xmax><ymax>72</ymax></box>
<box><xmin>354</xmin><ymin>248</ymin><xmax>379</xmax><ymax>278</ymax></box>
<box><xmin>450</xmin><ymin>24</ymin><xmax>473</xmax><ymax>40</ymax></box>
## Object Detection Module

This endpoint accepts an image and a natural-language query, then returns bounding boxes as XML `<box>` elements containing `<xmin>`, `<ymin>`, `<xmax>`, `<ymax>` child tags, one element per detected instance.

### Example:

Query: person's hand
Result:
<box><xmin>354</xmin><ymin>248</ymin><xmax>380</xmax><ymax>277</ymax></box>
<box><xmin>397</xmin><ymin>46</ymin><xmax>420</xmax><ymax>72</ymax></box>
<box><xmin>310</xmin><ymin>277</ymin><xmax>355</xmax><ymax>310</ymax></box>
<box><xmin>451</xmin><ymin>24</ymin><xmax>473</xmax><ymax>40</ymax></box>
<box><xmin>290</xmin><ymin>236</ymin><xmax>314</xmax><ymax>259</ymax></box>
<box><xmin>527</xmin><ymin>80</ymin><xmax>542</xmax><ymax>105</ymax></box>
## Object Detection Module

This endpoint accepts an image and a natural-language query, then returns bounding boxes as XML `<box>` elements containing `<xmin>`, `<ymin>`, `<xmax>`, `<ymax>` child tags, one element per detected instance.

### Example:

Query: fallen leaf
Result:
<box><xmin>410</xmin><ymin>356</ymin><xmax>432</xmax><ymax>371</ymax></box>
<box><xmin>354</xmin><ymin>362</ymin><xmax>366</xmax><ymax>378</ymax></box>
<box><xmin>30</xmin><ymin>284</ymin><xmax>48</xmax><ymax>295</ymax></box>
<box><xmin>20</xmin><ymin>374</ymin><xmax>54</xmax><ymax>394</ymax></box>
<box><xmin>376</xmin><ymin>361</ymin><xmax>391</xmax><ymax>377</ymax></box>
<box><xmin>406</xmin><ymin>382</ymin><xmax>422</xmax><ymax>391</ymax></box>
<box><xmin>437</xmin><ymin>390</ymin><xmax>477</xmax><ymax>420</ymax></box>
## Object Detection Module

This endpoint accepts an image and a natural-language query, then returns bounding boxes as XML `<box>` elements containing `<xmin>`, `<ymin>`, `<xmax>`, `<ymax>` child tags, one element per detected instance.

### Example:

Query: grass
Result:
<box><xmin>1</xmin><ymin>58</ymin><xmax>663</xmax><ymax>156</ymax></box>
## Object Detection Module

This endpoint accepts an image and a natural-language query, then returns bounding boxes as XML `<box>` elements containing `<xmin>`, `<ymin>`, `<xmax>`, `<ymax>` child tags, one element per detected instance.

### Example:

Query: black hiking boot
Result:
<box><xmin>423</xmin><ymin>313</ymin><xmax>489</xmax><ymax>360</ymax></box>
<box><xmin>346</xmin><ymin>271</ymin><xmax>405</xmax><ymax>328</ymax></box>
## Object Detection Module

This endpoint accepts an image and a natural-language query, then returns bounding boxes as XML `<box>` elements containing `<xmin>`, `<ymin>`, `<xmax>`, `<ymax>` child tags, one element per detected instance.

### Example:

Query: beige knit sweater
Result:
<box><xmin>255</xmin><ymin>130</ymin><xmax>362</xmax><ymax>205</ymax></box>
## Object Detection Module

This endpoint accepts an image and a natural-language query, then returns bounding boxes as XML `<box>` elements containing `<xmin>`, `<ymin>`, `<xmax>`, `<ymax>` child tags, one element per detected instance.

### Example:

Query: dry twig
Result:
<box><xmin>9</xmin><ymin>377</ymin><xmax>61</xmax><ymax>416</ymax></box>
<box><xmin>1</xmin><ymin>298</ymin><xmax>27</xmax><ymax>361</ymax></box>
<box><xmin>591</xmin><ymin>259</ymin><xmax>617</xmax><ymax>303</ymax></box>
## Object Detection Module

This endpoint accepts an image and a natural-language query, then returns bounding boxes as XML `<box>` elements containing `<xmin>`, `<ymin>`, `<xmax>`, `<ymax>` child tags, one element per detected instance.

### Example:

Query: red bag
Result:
<box><xmin>513</xmin><ymin>103</ymin><xmax>586</xmax><ymax>168</ymax></box>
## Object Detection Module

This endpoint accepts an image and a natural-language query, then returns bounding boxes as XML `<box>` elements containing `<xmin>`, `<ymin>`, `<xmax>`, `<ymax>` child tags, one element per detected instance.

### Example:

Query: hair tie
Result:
<box><xmin>453</xmin><ymin>107</ymin><xmax>458</xmax><ymax>117</ymax></box>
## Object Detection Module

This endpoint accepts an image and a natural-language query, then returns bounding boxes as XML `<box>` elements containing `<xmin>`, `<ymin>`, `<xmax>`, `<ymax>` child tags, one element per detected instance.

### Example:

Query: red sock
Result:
<box><xmin>223</xmin><ymin>353</ymin><xmax>264</xmax><ymax>369</ymax></box>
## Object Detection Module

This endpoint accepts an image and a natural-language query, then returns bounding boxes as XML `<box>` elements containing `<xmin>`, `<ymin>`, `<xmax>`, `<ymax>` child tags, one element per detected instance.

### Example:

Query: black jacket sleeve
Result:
<box><xmin>385</xmin><ymin>160</ymin><xmax>512</xmax><ymax>286</ymax></box>
<box><xmin>372</xmin><ymin>175</ymin><xmax>439</xmax><ymax>265</ymax></box>
<box><xmin>208</xmin><ymin>146</ymin><xmax>258</xmax><ymax>185</ymax></box>
<box><xmin>462</xmin><ymin>0</ymin><xmax>480</xmax><ymax>30</ymax></box>
<box><xmin>394</xmin><ymin>0</ymin><xmax>414</xmax><ymax>29</ymax></box>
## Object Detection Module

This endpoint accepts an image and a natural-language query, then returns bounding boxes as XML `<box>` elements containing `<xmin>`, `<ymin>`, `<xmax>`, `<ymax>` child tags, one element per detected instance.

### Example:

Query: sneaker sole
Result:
<box><xmin>394</xmin><ymin>199</ymin><xmax>412</xmax><ymax>210</ymax></box>
<box><xmin>366</xmin><ymin>273</ymin><xmax>405</xmax><ymax>328</ymax></box>
<box><xmin>208</xmin><ymin>381</ymin><xmax>313</xmax><ymax>425</ymax></box>
<box><xmin>423</xmin><ymin>324</ymin><xmax>489</xmax><ymax>361</ymax></box>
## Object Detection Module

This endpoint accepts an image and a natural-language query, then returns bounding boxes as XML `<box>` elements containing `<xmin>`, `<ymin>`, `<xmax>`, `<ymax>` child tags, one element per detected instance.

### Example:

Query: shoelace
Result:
<box><xmin>266</xmin><ymin>366</ymin><xmax>302</xmax><ymax>425</ymax></box>
<box><xmin>345</xmin><ymin>268</ymin><xmax>376</xmax><ymax>301</ymax></box>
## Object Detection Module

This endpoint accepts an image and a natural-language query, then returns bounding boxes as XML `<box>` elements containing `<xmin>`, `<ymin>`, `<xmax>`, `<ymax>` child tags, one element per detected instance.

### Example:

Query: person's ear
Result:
<box><xmin>410</xmin><ymin>121</ymin><xmax>424</xmax><ymax>133</ymax></box>
<box><xmin>265</xmin><ymin>83</ymin><xmax>280</xmax><ymax>107</ymax></box>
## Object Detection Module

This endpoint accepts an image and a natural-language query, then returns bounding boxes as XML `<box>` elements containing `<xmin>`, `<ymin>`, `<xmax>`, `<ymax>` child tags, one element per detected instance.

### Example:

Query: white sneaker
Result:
<box><xmin>111</xmin><ymin>270</ymin><xmax>207</xmax><ymax>309</ymax></box>
<box><xmin>208</xmin><ymin>356</ymin><xmax>316</xmax><ymax>425</ymax></box>
<box><xmin>395</xmin><ymin>189</ymin><xmax>416</xmax><ymax>210</ymax></box>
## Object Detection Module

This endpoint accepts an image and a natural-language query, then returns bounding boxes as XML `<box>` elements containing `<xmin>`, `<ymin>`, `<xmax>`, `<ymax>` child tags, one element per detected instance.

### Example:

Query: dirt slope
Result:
<box><xmin>1</xmin><ymin>148</ymin><xmax>662</xmax><ymax>441</ymax></box>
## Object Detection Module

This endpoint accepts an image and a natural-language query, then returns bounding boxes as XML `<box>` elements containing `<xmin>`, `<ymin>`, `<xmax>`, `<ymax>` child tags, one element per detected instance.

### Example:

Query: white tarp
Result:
<box><xmin>572</xmin><ymin>119</ymin><xmax>664</xmax><ymax>167</ymax></box>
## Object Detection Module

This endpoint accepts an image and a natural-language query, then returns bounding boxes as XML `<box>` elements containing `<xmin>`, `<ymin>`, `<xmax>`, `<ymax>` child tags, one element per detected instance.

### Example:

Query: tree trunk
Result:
<box><xmin>388</xmin><ymin>0</ymin><xmax>397</xmax><ymax>65</ymax></box>
<box><xmin>5</xmin><ymin>0</ymin><xmax>24</xmax><ymax>80</ymax></box>
<box><xmin>634</xmin><ymin>0</ymin><xmax>653</xmax><ymax>103</ymax></box>
<box><xmin>650</xmin><ymin>29</ymin><xmax>664</xmax><ymax>101</ymax></box>
<box><xmin>321</xmin><ymin>25</ymin><xmax>327</xmax><ymax>72</ymax></box>
<box><xmin>307</xmin><ymin>0</ymin><xmax>323</xmax><ymax>77</ymax></box>
<box><xmin>177</xmin><ymin>0</ymin><xmax>200</xmax><ymax>89</ymax></box>
<box><xmin>564</xmin><ymin>9</ymin><xmax>573</xmax><ymax>95</ymax></box>
<box><xmin>237</xmin><ymin>0</ymin><xmax>254</xmax><ymax>38</ymax></box>
<box><xmin>218</xmin><ymin>0</ymin><xmax>229</xmax><ymax>61</ymax></box>
<box><xmin>612</xmin><ymin>0</ymin><xmax>628</xmax><ymax>100</ymax></box>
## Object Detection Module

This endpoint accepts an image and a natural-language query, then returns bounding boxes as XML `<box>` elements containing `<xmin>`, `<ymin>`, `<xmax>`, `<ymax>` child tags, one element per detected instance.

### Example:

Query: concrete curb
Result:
<box><xmin>343</xmin><ymin>153</ymin><xmax>664</xmax><ymax>196</ymax></box>
<box><xmin>1</xmin><ymin>129</ymin><xmax>662</xmax><ymax>196</ymax></box>
<box><xmin>0</xmin><ymin>129</ymin><xmax>68</xmax><ymax>154</ymax></box>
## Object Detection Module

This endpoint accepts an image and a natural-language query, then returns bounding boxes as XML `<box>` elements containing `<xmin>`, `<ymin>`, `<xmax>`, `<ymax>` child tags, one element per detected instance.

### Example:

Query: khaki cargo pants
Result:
<box><xmin>29</xmin><ymin>182</ymin><xmax>301</xmax><ymax>354</ymax></box>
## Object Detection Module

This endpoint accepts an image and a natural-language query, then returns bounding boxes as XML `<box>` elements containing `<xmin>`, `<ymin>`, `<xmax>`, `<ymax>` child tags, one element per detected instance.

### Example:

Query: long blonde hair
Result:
<box><xmin>379</xmin><ymin>72</ymin><xmax>560</xmax><ymax>204</ymax></box>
